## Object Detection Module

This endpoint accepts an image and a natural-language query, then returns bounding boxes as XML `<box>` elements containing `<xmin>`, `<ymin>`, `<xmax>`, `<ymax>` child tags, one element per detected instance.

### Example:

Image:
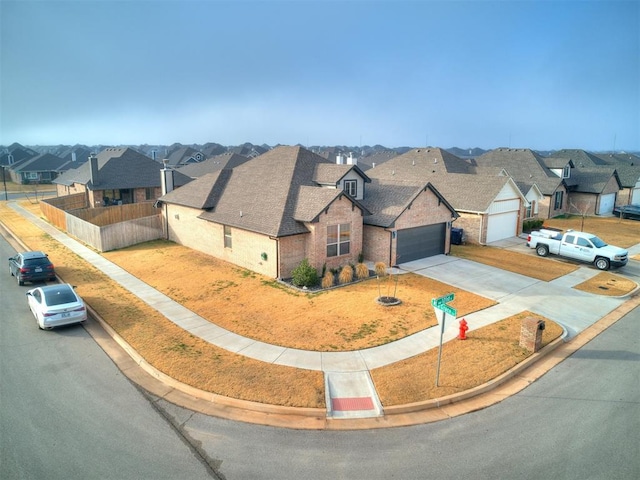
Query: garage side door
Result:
<box><xmin>486</xmin><ymin>211</ymin><xmax>518</xmax><ymax>243</ymax></box>
<box><xmin>598</xmin><ymin>193</ymin><xmax>616</xmax><ymax>215</ymax></box>
<box><xmin>396</xmin><ymin>223</ymin><xmax>445</xmax><ymax>263</ymax></box>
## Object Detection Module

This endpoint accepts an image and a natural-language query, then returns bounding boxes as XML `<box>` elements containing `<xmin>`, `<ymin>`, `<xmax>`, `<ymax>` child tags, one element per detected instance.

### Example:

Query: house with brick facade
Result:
<box><xmin>365</xmin><ymin>148</ymin><xmax>527</xmax><ymax>245</ymax></box>
<box><xmin>472</xmin><ymin>148</ymin><xmax>569</xmax><ymax>219</ymax></box>
<box><xmin>157</xmin><ymin>145</ymin><xmax>458</xmax><ymax>278</ymax></box>
<box><xmin>54</xmin><ymin>147</ymin><xmax>192</xmax><ymax>208</ymax></box>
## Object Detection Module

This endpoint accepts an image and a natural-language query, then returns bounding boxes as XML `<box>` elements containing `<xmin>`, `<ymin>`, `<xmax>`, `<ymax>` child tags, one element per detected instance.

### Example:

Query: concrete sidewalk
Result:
<box><xmin>4</xmin><ymin>201</ymin><xmax>638</xmax><ymax>421</ymax></box>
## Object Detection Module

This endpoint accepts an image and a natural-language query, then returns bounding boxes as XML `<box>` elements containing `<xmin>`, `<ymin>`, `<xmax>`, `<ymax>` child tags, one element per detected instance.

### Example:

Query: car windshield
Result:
<box><xmin>43</xmin><ymin>287</ymin><xmax>77</xmax><ymax>306</ymax></box>
<box><xmin>589</xmin><ymin>236</ymin><xmax>607</xmax><ymax>248</ymax></box>
<box><xmin>24</xmin><ymin>258</ymin><xmax>50</xmax><ymax>266</ymax></box>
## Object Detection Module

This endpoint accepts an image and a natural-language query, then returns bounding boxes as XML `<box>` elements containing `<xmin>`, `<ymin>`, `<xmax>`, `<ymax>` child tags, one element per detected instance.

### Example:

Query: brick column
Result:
<box><xmin>519</xmin><ymin>317</ymin><xmax>545</xmax><ymax>352</ymax></box>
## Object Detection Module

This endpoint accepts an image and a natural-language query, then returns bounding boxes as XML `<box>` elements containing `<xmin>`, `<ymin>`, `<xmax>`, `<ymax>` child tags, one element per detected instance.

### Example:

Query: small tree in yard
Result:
<box><xmin>291</xmin><ymin>258</ymin><xmax>319</xmax><ymax>288</ymax></box>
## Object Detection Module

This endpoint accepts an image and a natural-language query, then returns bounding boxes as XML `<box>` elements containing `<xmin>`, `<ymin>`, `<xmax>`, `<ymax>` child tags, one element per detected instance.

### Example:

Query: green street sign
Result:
<box><xmin>431</xmin><ymin>293</ymin><xmax>455</xmax><ymax>307</ymax></box>
<box><xmin>438</xmin><ymin>304</ymin><xmax>457</xmax><ymax>317</ymax></box>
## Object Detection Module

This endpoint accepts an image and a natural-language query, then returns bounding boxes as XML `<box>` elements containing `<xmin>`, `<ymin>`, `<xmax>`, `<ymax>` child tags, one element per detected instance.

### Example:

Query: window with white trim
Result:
<box><xmin>344</xmin><ymin>179</ymin><xmax>357</xmax><ymax>197</ymax></box>
<box><xmin>327</xmin><ymin>223</ymin><xmax>350</xmax><ymax>257</ymax></box>
<box><xmin>562</xmin><ymin>165</ymin><xmax>570</xmax><ymax>178</ymax></box>
<box><xmin>224</xmin><ymin>225</ymin><xmax>232</xmax><ymax>249</ymax></box>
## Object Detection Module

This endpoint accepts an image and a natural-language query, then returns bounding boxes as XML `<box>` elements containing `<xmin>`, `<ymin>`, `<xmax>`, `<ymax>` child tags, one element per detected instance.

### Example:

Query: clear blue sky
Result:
<box><xmin>1</xmin><ymin>0</ymin><xmax>638</xmax><ymax>151</ymax></box>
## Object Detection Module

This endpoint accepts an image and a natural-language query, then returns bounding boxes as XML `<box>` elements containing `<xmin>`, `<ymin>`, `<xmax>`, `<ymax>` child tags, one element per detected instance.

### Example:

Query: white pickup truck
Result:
<box><xmin>526</xmin><ymin>229</ymin><xmax>628</xmax><ymax>270</ymax></box>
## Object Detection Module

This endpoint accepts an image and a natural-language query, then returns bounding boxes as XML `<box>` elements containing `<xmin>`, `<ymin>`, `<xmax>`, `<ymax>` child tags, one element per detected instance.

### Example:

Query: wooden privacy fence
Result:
<box><xmin>40</xmin><ymin>198</ymin><xmax>164</xmax><ymax>252</ymax></box>
<box><xmin>40</xmin><ymin>193</ymin><xmax>88</xmax><ymax>230</ymax></box>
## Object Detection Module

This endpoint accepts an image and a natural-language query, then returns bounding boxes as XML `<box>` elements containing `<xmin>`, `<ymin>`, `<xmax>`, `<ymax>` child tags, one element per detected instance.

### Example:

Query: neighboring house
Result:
<box><xmin>565</xmin><ymin>167</ymin><xmax>622</xmax><ymax>215</ymax></box>
<box><xmin>1</xmin><ymin>143</ymin><xmax>38</xmax><ymax>167</ymax></box>
<box><xmin>177</xmin><ymin>152</ymin><xmax>250</xmax><ymax>179</ymax></box>
<box><xmin>472</xmin><ymin>148</ymin><xmax>568</xmax><ymax>219</ymax></box>
<box><xmin>228</xmin><ymin>143</ymin><xmax>268</xmax><ymax>158</ymax></box>
<box><xmin>157</xmin><ymin>145</ymin><xmax>458</xmax><ymax>278</ymax></box>
<box><xmin>58</xmin><ymin>146</ymin><xmax>92</xmax><ymax>165</ymax></box>
<box><xmin>54</xmin><ymin>147</ymin><xmax>192</xmax><ymax>208</ymax></box>
<box><xmin>7</xmin><ymin>153</ymin><xmax>70</xmax><ymax>184</ymax></box>
<box><xmin>163</xmin><ymin>146</ymin><xmax>205</xmax><ymax>167</ymax></box>
<box><xmin>364</xmin><ymin>148</ymin><xmax>526</xmax><ymax>245</ymax></box>
<box><xmin>592</xmin><ymin>152</ymin><xmax>640</xmax><ymax>205</ymax></box>
<box><xmin>550</xmin><ymin>149</ymin><xmax>624</xmax><ymax>214</ymax></box>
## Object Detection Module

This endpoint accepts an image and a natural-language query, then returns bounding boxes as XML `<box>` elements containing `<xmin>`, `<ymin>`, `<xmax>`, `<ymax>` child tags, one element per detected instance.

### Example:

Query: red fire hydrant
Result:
<box><xmin>458</xmin><ymin>318</ymin><xmax>468</xmax><ymax>340</ymax></box>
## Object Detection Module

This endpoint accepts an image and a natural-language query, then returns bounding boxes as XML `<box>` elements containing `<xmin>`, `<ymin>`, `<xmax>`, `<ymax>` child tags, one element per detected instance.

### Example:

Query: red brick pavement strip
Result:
<box><xmin>332</xmin><ymin>397</ymin><xmax>375</xmax><ymax>411</ymax></box>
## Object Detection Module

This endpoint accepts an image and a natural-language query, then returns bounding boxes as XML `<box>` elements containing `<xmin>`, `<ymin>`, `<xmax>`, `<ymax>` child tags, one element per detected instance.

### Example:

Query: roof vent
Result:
<box><xmin>434</xmin><ymin>158</ymin><xmax>437</xmax><ymax>164</ymax></box>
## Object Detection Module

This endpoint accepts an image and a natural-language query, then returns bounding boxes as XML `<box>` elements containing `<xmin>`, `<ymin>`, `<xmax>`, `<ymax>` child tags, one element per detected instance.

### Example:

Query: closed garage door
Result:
<box><xmin>486</xmin><ymin>211</ymin><xmax>518</xmax><ymax>243</ymax></box>
<box><xmin>631</xmin><ymin>188</ymin><xmax>640</xmax><ymax>205</ymax></box>
<box><xmin>598</xmin><ymin>193</ymin><xmax>616</xmax><ymax>215</ymax></box>
<box><xmin>396</xmin><ymin>223</ymin><xmax>445</xmax><ymax>263</ymax></box>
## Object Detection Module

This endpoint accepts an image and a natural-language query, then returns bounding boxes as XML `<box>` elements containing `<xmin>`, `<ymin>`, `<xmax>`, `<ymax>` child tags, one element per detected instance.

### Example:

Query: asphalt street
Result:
<box><xmin>0</xmin><ymin>233</ymin><xmax>216</xmax><ymax>480</ymax></box>
<box><xmin>152</xmin><ymin>305</ymin><xmax>640</xmax><ymax>479</ymax></box>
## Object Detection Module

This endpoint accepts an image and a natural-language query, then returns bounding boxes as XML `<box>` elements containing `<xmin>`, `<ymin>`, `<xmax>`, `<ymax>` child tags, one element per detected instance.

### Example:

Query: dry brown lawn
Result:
<box><xmin>543</xmin><ymin>215</ymin><xmax>639</xmax><ymax>248</ymax></box>
<box><xmin>103</xmin><ymin>241</ymin><xmax>496</xmax><ymax>351</ymax></box>
<box><xmin>1</xmin><ymin>202</ymin><xmax>636</xmax><ymax>408</ymax></box>
<box><xmin>451</xmin><ymin>244</ymin><xmax>578</xmax><ymax>281</ymax></box>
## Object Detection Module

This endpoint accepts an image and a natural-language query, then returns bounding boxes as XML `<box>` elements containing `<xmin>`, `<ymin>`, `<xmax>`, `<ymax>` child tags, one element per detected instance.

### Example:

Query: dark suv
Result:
<box><xmin>8</xmin><ymin>251</ymin><xmax>56</xmax><ymax>286</ymax></box>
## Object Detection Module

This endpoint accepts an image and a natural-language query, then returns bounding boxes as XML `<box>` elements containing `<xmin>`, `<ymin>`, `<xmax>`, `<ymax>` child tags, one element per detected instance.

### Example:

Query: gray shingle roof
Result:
<box><xmin>570</xmin><ymin>167</ymin><xmax>621</xmax><ymax>194</ymax></box>
<box><xmin>367</xmin><ymin>147</ymin><xmax>474</xmax><ymax>177</ymax></box>
<box><xmin>54</xmin><ymin>147</ymin><xmax>192</xmax><ymax>190</ymax></box>
<box><xmin>472</xmin><ymin>148</ymin><xmax>563</xmax><ymax>196</ymax></box>
<box><xmin>177</xmin><ymin>153</ymin><xmax>250</xmax><ymax>178</ymax></box>
<box><xmin>161</xmin><ymin>146</ymin><xmax>368</xmax><ymax>237</ymax></box>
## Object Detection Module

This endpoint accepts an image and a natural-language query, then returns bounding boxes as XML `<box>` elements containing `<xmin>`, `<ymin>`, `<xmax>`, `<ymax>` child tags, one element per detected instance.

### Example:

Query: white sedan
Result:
<box><xmin>26</xmin><ymin>284</ymin><xmax>88</xmax><ymax>330</ymax></box>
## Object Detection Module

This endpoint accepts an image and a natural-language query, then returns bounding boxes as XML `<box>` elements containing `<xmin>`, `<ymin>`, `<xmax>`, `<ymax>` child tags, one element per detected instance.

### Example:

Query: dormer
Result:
<box><xmin>313</xmin><ymin>163</ymin><xmax>371</xmax><ymax>201</ymax></box>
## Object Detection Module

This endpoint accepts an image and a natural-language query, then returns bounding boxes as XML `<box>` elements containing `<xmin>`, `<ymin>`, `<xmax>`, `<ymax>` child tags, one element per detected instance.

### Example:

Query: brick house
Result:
<box><xmin>365</xmin><ymin>148</ymin><xmax>527</xmax><ymax>245</ymax></box>
<box><xmin>158</xmin><ymin>146</ymin><xmax>458</xmax><ymax>278</ymax></box>
<box><xmin>473</xmin><ymin>148</ymin><xmax>568</xmax><ymax>219</ymax></box>
<box><xmin>54</xmin><ymin>147</ymin><xmax>192</xmax><ymax>208</ymax></box>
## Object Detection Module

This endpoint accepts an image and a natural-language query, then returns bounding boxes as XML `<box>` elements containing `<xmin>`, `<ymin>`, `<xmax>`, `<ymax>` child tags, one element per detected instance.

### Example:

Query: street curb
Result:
<box><xmin>2</xmin><ymin>213</ymin><xmax>638</xmax><ymax>430</ymax></box>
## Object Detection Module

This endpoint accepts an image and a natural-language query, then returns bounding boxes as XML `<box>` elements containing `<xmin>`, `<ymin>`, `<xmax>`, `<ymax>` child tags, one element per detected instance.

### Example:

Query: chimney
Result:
<box><xmin>71</xmin><ymin>152</ymin><xmax>76</xmax><ymax>162</ymax></box>
<box><xmin>89</xmin><ymin>154</ymin><xmax>99</xmax><ymax>186</ymax></box>
<box><xmin>347</xmin><ymin>152</ymin><xmax>357</xmax><ymax>165</ymax></box>
<box><xmin>161</xmin><ymin>159</ymin><xmax>174</xmax><ymax>195</ymax></box>
<box><xmin>336</xmin><ymin>153</ymin><xmax>344</xmax><ymax>165</ymax></box>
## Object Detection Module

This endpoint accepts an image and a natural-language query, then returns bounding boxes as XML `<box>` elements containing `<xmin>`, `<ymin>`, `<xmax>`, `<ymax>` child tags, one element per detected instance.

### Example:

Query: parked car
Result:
<box><xmin>613</xmin><ymin>204</ymin><xmax>640</xmax><ymax>221</ymax></box>
<box><xmin>9</xmin><ymin>251</ymin><xmax>56</xmax><ymax>285</ymax></box>
<box><xmin>26</xmin><ymin>284</ymin><xmax>87</xmax><ymax>330</ymax></box>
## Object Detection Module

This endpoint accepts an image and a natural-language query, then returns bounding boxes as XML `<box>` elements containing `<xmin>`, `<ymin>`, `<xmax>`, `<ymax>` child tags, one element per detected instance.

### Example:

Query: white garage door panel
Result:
<box><xmin>631</xmin><ymin>188</ymin><xmax>640</xmax><ymax>205</ymax></box>
<box><xmin>598</xmin><ymin>193</ymin><xmax>615</xmax><ymax>215</ymax></box>
<box><xmin>486</xmin><ymin>212</ymin><xmax>518</xmax><ymax>243</ymax></box>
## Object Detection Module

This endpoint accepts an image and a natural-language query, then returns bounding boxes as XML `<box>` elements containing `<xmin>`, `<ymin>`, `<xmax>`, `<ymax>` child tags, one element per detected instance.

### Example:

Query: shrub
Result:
<box><xmin>338</xmin><ymin>265</ymin><xmax>353</xmax><ymax>284</ymax></box>
<box><xmin>355</xmin><ymin>263</ymin><xmax>369</xmax><ymax>280</ymax></box>
<box><xmin>523</xmin><ymin>218</ymin><xmax>544</xmax><ymax>233</ymax></box>
<box><xmin>291</xmin><ymin>258</ymin><xmax>319</xmax><ymax>288</ymax></box>
<box><xmin>374</xmin><ymin>262</ymin><xmax>387</xmax><ymax>277</ymax></box>
<box><xmin>321</xmin><ymin>271</ymin><xmax>335</xmax><ymax>289</ymax></box>
<box><xmin>357</xmin><ymin>252</ymin><xmax>364</xmax><ymax>263</ymax></box>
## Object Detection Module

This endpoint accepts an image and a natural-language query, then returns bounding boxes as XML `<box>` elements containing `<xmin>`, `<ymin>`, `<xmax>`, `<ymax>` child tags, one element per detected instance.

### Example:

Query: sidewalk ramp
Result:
<box><xmin>325</xmin><ymin>371</ymin><xmax>383</xmax><ymax>419</ymax></box>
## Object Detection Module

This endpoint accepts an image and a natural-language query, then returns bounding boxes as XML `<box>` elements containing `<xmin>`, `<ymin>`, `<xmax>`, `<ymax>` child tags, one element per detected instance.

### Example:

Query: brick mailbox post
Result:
<box><xmin>519</xmin><ymin>317</ymin><xmax>546</xmax><ymax>352</ymax></box>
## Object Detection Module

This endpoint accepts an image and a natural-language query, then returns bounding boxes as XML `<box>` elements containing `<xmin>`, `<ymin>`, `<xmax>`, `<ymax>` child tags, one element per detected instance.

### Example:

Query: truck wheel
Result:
<box><xmin>536</xmin><ymin>245</ymin><xmax>549</xmax><ymax>257</ymax></box>
<box><xmin>595</xmin><ymin>257</ymin><xmax>610</xmax><ymax>271</ymax></box>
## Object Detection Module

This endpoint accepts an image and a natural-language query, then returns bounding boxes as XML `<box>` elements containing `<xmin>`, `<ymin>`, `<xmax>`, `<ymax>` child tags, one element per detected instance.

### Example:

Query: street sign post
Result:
<box><xmin>431</xmin><ymin>293</ymin><xmax>456</xmax><ymax>387</ymax></box>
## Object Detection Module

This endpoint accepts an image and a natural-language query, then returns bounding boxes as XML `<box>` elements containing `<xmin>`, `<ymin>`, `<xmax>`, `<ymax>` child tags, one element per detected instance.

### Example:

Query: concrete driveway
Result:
<box><xmin>398</xmin><ymin>250</ymin><xmax>632</xmax><ymax>339</ymax></box>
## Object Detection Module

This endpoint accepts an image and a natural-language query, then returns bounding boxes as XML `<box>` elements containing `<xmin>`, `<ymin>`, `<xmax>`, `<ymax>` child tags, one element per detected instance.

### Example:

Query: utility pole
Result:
<box><xmin>2</xmin><ymin>166</ymin><xmax>7</xmax><ymax>201</ymax></box>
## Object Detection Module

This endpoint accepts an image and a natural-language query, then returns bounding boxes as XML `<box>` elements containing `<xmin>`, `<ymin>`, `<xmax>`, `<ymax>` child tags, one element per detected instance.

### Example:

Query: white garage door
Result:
<box><xmin>631</xmin><ymin>188</ymin><xmax>640</xmax><ymax>205</ymax></box>
<box><xmin>486</xmin><ymin>211</ymin><xmax>518</xmax><ymax>243</ymax></box>
<box><xmin>598</xmin><ymin>193</ymin><xmax>616</xmax><ymax>215</ymax></box>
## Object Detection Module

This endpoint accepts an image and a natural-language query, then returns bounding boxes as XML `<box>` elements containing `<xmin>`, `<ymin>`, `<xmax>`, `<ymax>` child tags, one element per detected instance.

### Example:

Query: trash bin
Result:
<box><xmin>451</xmin><ymin>227</ymin><xmax>463</xmax><ymax>245</ymax></box>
